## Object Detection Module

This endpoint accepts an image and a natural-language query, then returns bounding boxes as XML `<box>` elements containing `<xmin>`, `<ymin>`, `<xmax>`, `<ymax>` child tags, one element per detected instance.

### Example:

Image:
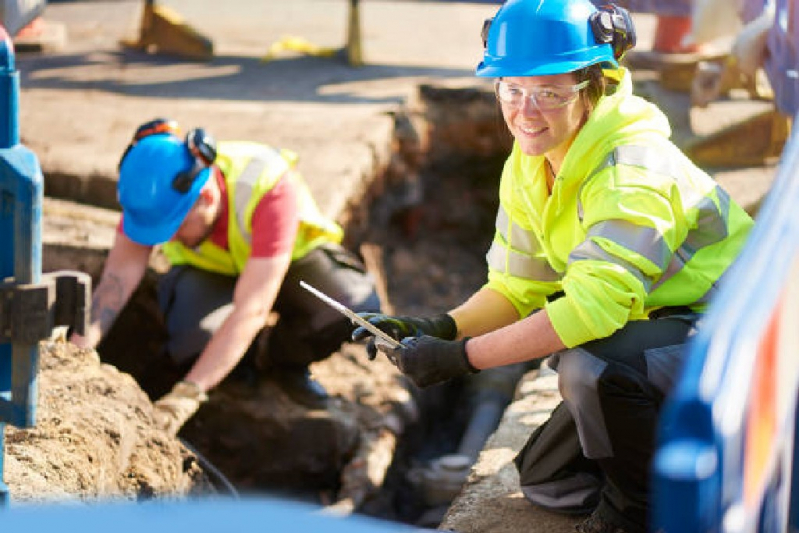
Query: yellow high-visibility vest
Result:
<box><xmin>162</xmin><ymin>141</ymin><xmax>343</xmax><ymax>275</ymax></box>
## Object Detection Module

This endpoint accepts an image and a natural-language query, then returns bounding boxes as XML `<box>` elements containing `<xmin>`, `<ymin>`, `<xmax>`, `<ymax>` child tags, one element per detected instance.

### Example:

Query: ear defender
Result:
<box><xmin>186</xmin><ymin>127</ymin><xmax>217</xmax><ymax>166</ymax></box>
<box><xmin>589</xmin><ymin>4</ymin><xmax>637</xmax><ymax>61</ymax></box>
<box><xmin>481</xmin><ymin>17</ymin><xmax>494</xmax><ymax>49</ymax></box>
<box><xmin>171</xmin><ymin>128</ymin><xmax>217</xmax><ymax>194</ymax></box>
<box><xmin>118</xmin><ymin>118</ymin><xmax>218</xmax><ymax>194</ymax></box>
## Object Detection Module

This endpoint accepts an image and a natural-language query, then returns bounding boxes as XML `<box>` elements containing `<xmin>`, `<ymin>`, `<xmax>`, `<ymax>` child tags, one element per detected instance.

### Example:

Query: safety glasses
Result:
<box><xmin>494</xmin><ymin>80</ymin><xmax>589</xmax><ymax>111</ymax></box>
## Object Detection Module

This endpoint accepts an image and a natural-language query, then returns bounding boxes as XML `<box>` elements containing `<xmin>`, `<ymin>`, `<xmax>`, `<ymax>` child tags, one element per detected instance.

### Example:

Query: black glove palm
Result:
<box><xmin>394</xmin><ymin>336</ymin><xmax>478</xmax><ymax>388</ymax></box>
<box><xmin>352</xmin><ymin>312</ymin><xmax>457</xmax><ymax>360</ymax></box>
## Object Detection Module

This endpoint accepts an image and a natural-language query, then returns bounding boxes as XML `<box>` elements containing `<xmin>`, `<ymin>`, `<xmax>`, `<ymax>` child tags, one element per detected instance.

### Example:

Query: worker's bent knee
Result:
<box><xmin>553</xmin><ymin>348</ymin><xmax>606</xmax><ymax>406</ymax></box>
<box><xmin>550</xmin><ymin>349</ymin><xmax>613</xmax><ymax>459</ymax></box>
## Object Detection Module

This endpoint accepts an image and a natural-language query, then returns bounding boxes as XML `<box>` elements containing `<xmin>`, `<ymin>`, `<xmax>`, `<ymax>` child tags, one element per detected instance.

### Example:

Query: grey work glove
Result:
<box><xmin>153</xmin><ymin>380</ymin><xmax>208</xmax><ymax>436</ymax></box>
<box><xmin>390</xmin><ymin>335</ymin><xmax>479</xmax><ymax>388</ymax></box>
<box><xmin>352</xmin><ymin>312</ymin><xmax>458</xmax><ymax>360</ymax></box>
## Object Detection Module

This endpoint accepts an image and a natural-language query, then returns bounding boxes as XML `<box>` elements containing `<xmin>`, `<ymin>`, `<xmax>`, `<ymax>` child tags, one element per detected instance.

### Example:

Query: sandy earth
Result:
<box><xmin>5</xmin><ymin>339</ymin><xmax>208</xmax><ymax>504</ymax></box>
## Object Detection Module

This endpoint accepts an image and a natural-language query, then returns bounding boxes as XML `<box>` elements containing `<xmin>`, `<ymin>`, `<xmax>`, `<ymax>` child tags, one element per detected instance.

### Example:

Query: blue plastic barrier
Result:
<box><xmin>652</xmin><ymin>113</ymin><xmax>799</xmax><ymax>532</ymax></box>
<box><xmin>0</xmin><ymin>24</ymin><xmax>44</xmax><ymax>504</ymax></box>
<box><xmin>0</xmin><ymin>497</ymin><xmax>418</xmax><ymax>532</ymax></box>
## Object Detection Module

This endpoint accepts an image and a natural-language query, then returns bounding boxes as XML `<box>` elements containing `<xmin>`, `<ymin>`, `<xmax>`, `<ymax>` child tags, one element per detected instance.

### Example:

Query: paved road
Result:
<box><xmin>16</xmin><ymin>0</ymin><xmax>508</xmax><ymax>217</ymax></box>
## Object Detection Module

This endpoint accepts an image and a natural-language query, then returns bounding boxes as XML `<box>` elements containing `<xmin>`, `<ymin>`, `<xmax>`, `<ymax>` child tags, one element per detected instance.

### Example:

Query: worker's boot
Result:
<box><xmin>272</xmin><ymin>366</ymin><xmax>329</xmax><ymax>410</ymax></box>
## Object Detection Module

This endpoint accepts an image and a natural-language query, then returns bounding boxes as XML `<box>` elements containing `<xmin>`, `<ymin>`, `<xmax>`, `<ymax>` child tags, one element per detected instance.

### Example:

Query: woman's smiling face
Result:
<box><xmin>497</xmin><ymin>73</ymin><xmax>589</xmax><ymax>161</ymax></box>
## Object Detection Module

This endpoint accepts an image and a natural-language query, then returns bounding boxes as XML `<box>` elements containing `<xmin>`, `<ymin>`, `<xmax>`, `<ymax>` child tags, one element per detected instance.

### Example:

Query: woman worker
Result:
<box><xmin>353</xmin><ymin>1</ymin><xmax>754</xmax><ymax>532</ymax></box>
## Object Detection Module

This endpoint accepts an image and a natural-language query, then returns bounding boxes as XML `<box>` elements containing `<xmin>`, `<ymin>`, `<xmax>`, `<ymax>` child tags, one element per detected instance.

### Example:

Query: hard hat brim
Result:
<box><xmin>476</xmin><ymin>53</ymin><xmax>617</xmax><ymax>78</ymax></box>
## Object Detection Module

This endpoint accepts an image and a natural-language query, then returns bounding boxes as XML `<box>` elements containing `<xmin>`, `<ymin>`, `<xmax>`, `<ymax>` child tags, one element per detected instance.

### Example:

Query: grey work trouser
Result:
<box><xmin>157</xmin><ymin>243</ymin><xmax>381</xmax><ymax>371</ymax></box>
<box><xmin>515</xmin><ymin>314</ymin><xmax>698</xmax><ymax>533</ymax></box>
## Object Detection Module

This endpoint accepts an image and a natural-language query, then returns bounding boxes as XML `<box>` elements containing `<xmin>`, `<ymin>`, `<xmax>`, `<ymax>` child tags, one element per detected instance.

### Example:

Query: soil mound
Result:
<box><xmin>4</xmin><ymin>339</ymin><xmax>207</xmax><ymax>503</ymax></box>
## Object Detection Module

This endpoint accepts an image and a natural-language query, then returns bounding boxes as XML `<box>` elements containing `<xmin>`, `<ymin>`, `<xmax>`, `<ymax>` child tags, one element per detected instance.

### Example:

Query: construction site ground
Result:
<box><xmin>6</xmin><ymin>1</ymin><xmax>783</xmax><ymax>531</ymax></box>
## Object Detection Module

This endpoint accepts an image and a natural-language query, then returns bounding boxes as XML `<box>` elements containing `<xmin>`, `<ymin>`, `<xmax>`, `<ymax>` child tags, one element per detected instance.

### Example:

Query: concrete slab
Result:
<box><xmin>441</xmin><ymin>368</ymin><xmax>579</xmax><ymax>533</ymax></box>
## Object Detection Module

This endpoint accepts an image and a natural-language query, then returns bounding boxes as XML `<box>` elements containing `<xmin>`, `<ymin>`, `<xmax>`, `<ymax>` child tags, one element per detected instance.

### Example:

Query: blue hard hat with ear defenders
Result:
<box><xmin>476</xmin><ymin>0</ymin><xmax>635</xmax><ymax>78</ymax></box>
<box><xmin>117</xmin><ymin>130</ymin><xmax>212</xmax><ymax>246</ymax></box>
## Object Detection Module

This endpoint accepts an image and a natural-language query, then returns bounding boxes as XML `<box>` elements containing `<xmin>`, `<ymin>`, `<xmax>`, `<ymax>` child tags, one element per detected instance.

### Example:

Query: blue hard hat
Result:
<box><xmin>476</xmin><ymin>0</ymin><xmax>619</xmax><ymax>77</ymax></box>
<box><xmin>117</xmin><ymin>133</ymin><xmax>211</xmax><ymax>245</ymax></box>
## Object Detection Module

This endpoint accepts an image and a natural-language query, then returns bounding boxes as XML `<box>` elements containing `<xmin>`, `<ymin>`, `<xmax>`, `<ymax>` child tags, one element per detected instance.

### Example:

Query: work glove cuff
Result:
<box><xmin>459</xmin><ymin>337</ymin><xmax>479</xmax><ymax>374</ymax></box>
<box><xmin>352</xmin><ymin>312</ymin><xmax>459</xmax><ymax>361</ymax></box>
<box><xmin>398</xmin><ymin>336</ymin><xmax>479</xmax><ymax>388</ymax></box>
<box><xmin>153</xmin><ymin>380</ymin><xmax>208</xmax><ymax>436</ymax></box>
<box><xmin>426</xmin><ymin>313</ymin><xmax>458</xmax><ymax>341</ymax></box>
<box><xmin>173</xmin><ymin>380</ymin><xmax>209</xmax><ymax>403</ymax></box>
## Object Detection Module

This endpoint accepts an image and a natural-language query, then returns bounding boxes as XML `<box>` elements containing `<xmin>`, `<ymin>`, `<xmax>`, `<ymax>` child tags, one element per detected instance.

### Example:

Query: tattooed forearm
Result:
<box><xmin>91</xmin><ymin>272</ymin><xmax>129</xmax><ymax>337</ymax></box>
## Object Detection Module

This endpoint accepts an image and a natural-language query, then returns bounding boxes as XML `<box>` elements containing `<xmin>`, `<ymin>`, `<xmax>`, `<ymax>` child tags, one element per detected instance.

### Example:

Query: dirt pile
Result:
<box><xmin>1</xmin><ymin>301</ymin><xmax>422</xmax><ymax>516</ymax></box>
<box><xmin>4</xmin><ymin>339</ymin><xmax>208</xmax><ymax>503</ymax></box>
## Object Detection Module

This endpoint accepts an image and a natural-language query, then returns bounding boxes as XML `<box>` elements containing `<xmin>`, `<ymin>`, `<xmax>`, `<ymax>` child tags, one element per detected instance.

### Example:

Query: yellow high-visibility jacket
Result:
<box><xmin>485</xmin><ymin>68</ymin><xmax>754</xmax><ymax>348</ymax></box>
<box><xmin>162</xmin><ymin>141</ymin><xmax>343</xmax><ymax>275</ymax></box>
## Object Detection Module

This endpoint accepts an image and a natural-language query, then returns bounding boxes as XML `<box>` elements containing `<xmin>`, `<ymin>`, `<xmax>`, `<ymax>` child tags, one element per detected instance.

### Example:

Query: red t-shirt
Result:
<box><xmin>119</xmin><ymin>168</ymin><xmax>300</xmax><ymax>258</ymax></box>
<box><xmin>209</xmin><ymin>169</ymin><xmax>299</xmax><ymax>257</ymax></box>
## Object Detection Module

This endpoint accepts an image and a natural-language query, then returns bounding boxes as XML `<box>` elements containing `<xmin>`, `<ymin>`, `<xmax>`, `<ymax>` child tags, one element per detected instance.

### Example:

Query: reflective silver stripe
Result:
<box><xmin>611</xmin><ymin>144</ymin><xmax>685</xmax><ymax>179</ymax></box>
<box><xmin>584</xmin><ymin>220</ymin><xmax>671</xmax><ymax>270</ymax></box>
<box><xmin>569</xmin><ymin>218</ymin><xmax>669</xmax><ymax>293</ymax></box>
<box><xmin>653</xmin><ymin>246</ymin><xmax>720</xmax><ymax>305</ymax></box>
<box><xmin>579</xmin><ymin>146</ymin><xmax>733</xmax><ymax>301</ymax></box>
<box><xmin>577</xmin><ymin>151</ymin><xmax>615</xmax><ymax>220</ymax></box>
<box><xmin>495</xmin><ymin>205</ymin><xmax>538</xmax><ymax>255</ymax></box>
<box><xmin>682</xmin><ymin>190</ymin><xmax>730</xmax><ymax>254</ymax></box>
<box><xmin>233</xmin><ymin>148</ymin><xmax>284</xmax><ymax>246</ymax></box>
<box><xmin>486</xmin><ymin>240</ymin><xmax>561</xmax><ymax>281</ymax></box>
<box><xmin>651</xmin><ymin>253</ymin><xmax>685</xmax><ymax>294</ymax></box>
<box><xmin>651</xmin><ymin>189</ymin><xmax>731</xmax><ymax>294</ymax></box>
<box><xmin>489</xmin><ymin>205</ymin><xmax>561</xmax><ymax>281</ymax></box>
<box><xmin>568</xmin><ymin>238</ymin><xmax>653</xmax><ymax>291</ymax></box>
<box><xmin>613</xmin><ymin>145</ymin><xmax>709</xmax><ymax>207</ymax></box>
<box><xmin>578</xmin><ymin>145</ymin><xmax>702</xmax><ymax>218</ymax></box>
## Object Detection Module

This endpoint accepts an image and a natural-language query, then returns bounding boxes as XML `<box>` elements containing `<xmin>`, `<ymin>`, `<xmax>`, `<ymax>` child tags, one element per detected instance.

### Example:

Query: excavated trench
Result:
<box><xmin>351</xmin><ymin>147</ymin><xmax>538</xmax><ymax>527</ymax></box>
<box><xmin>49</xmin><ymin>83</ymin><xmax>527</xmax><ymax>528</ymax></box>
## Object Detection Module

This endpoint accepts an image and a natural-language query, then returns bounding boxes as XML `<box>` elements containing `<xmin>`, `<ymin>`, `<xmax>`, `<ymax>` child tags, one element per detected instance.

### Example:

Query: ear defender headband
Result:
<box><xmin>481</xmin><ymin>17</ymin><xmax>493</xmax><ymax>49</ymax></box>
<box><xmin>173</xmin><ymin>127</ymin><xmax>217</xmax><ymax>193</ymax></box>
<box><xmin>118</xmin><ymin>118</ymin><xmax>218</xmax><ymax>194</ymax></box>
<box><xmin>589</xmin><ymin>4</ymin><xmax>636</xmax><ymax>61</ymax></box>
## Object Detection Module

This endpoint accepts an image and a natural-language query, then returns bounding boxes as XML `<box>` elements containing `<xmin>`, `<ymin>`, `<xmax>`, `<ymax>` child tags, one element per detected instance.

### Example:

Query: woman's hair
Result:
<box><xmin>574</xmin><ymin>63</ymin><xmax>607</xmax><ymax>108</ymax></box>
